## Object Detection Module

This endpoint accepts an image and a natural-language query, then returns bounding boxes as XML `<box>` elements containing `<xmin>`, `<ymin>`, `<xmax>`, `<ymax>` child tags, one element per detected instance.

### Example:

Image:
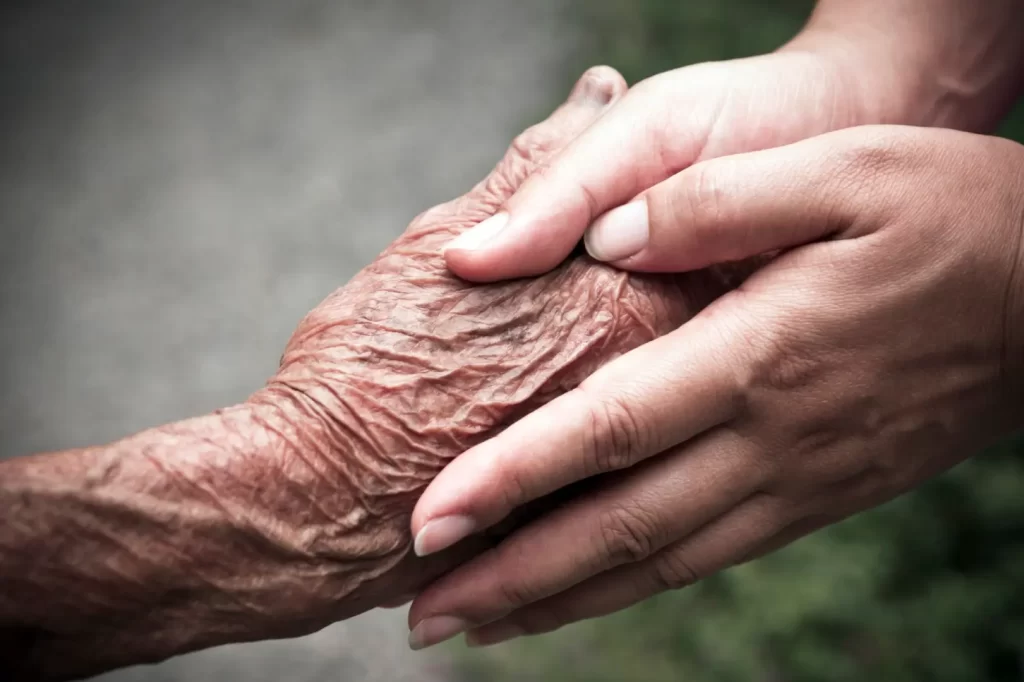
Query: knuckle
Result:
<box><xmin>754</xmin><ymin>335</ymin><xmax>820</xmax><ymax>394</ymax></box>
<box><xmin>494</xmin><ymin>451</ymin><xmax>531</xmax><ymax>515</ymax></box>
<box><xmin>650</xmin><ymin>548</ymin><xmax>700</xmax><ymax>592</ymax></box>
<box><xmin>847</xmin><ymin>130</ymin><xmax>903</xmax><ymax>171</ymax></box>
<box><xmin>509</xmin><ymin>125</ymin><xmax>556</xmax><ymax>165</ymax></box>
<box><xmin>832</xmin><ymin>127</ymin><xmax>922</xmax><ymax>200</ymax></box>
<box><xmin>686</xmin><ymin>163</ymin><xmax>727</xmax><ymax>224</ymax></box>
<box><xmin>577</xmin><ymin>182</ymin><xmax>602</xmax><ymax>224</ymax></box>
<box><xmin>486</xmin><ymin>140</ymin><xmax>552</xmax><ymax>199</ymax></box>
<box><xmin>681</xmin><ymin>161</ymin><xmax>739</xmax><ymax>255</ymax></box>
<box><xmin>480</xmin><ymin>164</ymin><xmax>521</xmax><ymax>205</ymax></box>
<box><xmin>725</xmin><ymin>308</ymin><xmax>819</xmax><ymax>402</ymax></box>
<box><xmin>488</xmin><ymin>538</ymin><xmax>560</xmax><ymax>610</ymax></box>
<box><xmin>496</xmin><ymin>578</ymin><xmax>535</xmax><ymax>611</ymax></box>
<box><xmin>516</xmin><ymin>158</ymin><xmax>557</xmax><ymax>199</ymax></box>
<box><xmin>582</xmin><ymin>393</ymin><xmax>653</xmax><ymax>474</ymax></box>
<box><xmin>729</xmin><ymin>316</ymin><xmax>785</xmax><ymax>394</ymax></box>
<box><xmin>596</xmin><ymin>504</ymin><xmax>659</xmax><ymax>565</ymax></box>
<box><xmin>490</xmin><ymin>548</ymin><xmax>541</xmax><ymax>610</ymax></box>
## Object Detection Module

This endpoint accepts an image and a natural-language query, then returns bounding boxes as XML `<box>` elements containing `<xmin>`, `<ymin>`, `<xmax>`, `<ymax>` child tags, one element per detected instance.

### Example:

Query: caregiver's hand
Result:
<box><xmin>443</xmin><ymin>0</ymin><xmax>1024</xmax><ymax>282</ymax></box>
<box><xmin>407</xmin><ymin>125</ymin><xmax>1024</xmax><ymax>649</ymax></box>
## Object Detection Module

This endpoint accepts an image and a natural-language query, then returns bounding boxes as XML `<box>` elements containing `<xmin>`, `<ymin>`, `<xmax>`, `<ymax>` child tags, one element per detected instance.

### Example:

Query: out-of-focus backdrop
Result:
<box><xmin>1</xmin><ymin>1</ymin><xmax>1022</xmax><ymax>681</ymax></box>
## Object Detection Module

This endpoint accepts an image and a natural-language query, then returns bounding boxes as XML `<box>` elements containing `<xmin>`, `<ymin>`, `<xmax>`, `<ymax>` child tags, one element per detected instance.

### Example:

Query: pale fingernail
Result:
<box><xmin>465</xmin><ymin>622</ymin><xmax>526</xmax><ymax>648</ymax></box>
<box><xmin>571</xmin><ymin>66</ymin><xmax>621</xmax><ymax>106</ymax></box>
<box><xmin>444</xmin><ymin>213</ymin><xmax>509</xmax><ymax>253</ymax></box>
<box><xmin>408</xmin><ymin>616</ymin><xmax>470</xmax><ymax>651</ymax></box>
<box><xmin>584</xmin><ymin>200</ymin><xmax>649</xmax><ymax>262</ymax></box>
<box><xmin>413</xmin><ymin>515</ymin><xmax>476</xmax><ymax>557</ymax></box>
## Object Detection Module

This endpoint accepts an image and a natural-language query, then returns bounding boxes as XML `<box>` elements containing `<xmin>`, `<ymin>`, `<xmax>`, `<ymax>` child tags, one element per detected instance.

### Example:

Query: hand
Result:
<box><xmin>1</xmin><ymin>67</ymin><xmax>753</xmax><ymax>681</ymax></box>
<box><xmin>258</xmin><ymin>65</ymin><xmax>724</xmax><ymax>597</ymax></box>
<box><xmin>439</xmin><ymin>0</ymin><xmax>1024</xmax><ymax>283</ymax></box>
<box><xmin>407</xmin><ymin>126</ymin><xmax>1024</xmax><ymax>649</ymax></box>
<box><xmin>441</xmin><ymin>46</ymin><xmax>873</xmax><ymax>281</ymax></box>
<box><xmin>256</xmin><ymin>63</ymin><xmax>753</xmax><ymax>612</ymax></box>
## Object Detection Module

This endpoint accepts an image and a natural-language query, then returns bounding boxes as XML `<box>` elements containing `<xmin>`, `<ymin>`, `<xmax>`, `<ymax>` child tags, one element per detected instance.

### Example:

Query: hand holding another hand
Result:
<box><xmin>1</xmin><ymin>67</ymin><xmax>755</xmax><ymax>681</ymax></box>
<box><xmin>409</xmin><ymin>126</ymin><xmax>1024</xmax><ymax>648</ymax></box>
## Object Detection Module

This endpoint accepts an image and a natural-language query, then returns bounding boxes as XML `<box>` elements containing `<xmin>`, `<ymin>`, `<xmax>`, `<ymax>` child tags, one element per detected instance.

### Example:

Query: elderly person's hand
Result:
<box><xmin>0</xmin><ymin>67</ymin><xmax>756</xmax><ymax>682</ymax></box>
<box><xmin>408</xmin><ymin>125</ymin><xmax>1024</xmax><ymax>648</ymax></box>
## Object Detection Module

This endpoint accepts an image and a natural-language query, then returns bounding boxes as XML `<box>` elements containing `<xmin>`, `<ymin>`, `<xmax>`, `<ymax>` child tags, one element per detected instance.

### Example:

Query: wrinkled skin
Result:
<box><xmin>260</xmin><ymin>65</ymin><xmax>751</xmax><ymax>611</ymax></box>
<box><xmin>0</xmin><ymin>68</ymin><xmax>752</xmax><ymax>681</ymax></box>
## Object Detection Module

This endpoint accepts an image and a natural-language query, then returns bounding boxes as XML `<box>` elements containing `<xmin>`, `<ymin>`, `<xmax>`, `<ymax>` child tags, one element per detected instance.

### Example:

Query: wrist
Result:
<box><xmin>782</xmin><ymin>1</ymin><xmax>1024</xmax><ymax>133</ymax></box>
<box><xmin>0</xmin><ymin>395</ymin><xmax>431</xmax><ymax>681</ymax></box>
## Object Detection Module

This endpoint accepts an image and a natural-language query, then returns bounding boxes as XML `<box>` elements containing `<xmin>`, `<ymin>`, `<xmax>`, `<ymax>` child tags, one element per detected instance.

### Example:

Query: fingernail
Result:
<box><xmin>584</xmin><ymin>200</ymin><xmax>649</xmax><ymax>262</ymax></box>
<box><xmin>572</xmin><ymin>66</ymin><xmax>621</xmax><ymax>106</ymax></box>
<box><xmin>408</xmin><ymin>616</ymin><xmax>470</xmax><ymax>651</ymax></box>
<box><xmin>465</xmin><ymin>623</ymin><xmax>526</xmax><ymax>648</ymax></box>
<box><xmin>444</xmin><ymin>213</ymin><xmax>509</xmax><ymax>253</ymax></box>
<box><xmin>413</xmin><ymin>515</ymin><xmax>476</xmax><ymax>557</ymax></box>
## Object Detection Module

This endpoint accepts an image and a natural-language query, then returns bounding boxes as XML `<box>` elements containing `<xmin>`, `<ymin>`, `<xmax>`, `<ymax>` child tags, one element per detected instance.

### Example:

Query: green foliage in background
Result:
<box><xmin>458</xmin><ymin>1</ymin><xmax>1024</xmax><ymax>680</ymax></box>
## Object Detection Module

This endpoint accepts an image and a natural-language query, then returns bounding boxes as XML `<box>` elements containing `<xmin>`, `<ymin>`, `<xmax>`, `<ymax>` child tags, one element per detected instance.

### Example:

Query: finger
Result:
<box><xmin>407</xmin><ymin>429</ymin><xmax>766</xmax><ymax>650</ymax></box>
<box><xmin>582</xmin><ymin>127</ymin><xmax>891</xmax><ymax>272</ymax></box>
<box><xmin>445</xmin><ymin>71</ymin><xmax>704</xmax><ymax>282</ymax></box>
<box><xmin>399</xmin><ymin>66</ymin><xmax>625</xmax><ymax>247</ymax></box>
<box><xmin>737</xmin><ymin>513</ymin><xmax>838</xmax><ymax>564</ymax></box>
<box><xmin>462</xmin><ymin>492</ymin><xmax>786</xmax><ymax>647</ymax></box>
<box><xmin>465</xmin><ymin>65</ymin><xmax>629</xmax><ymax>216</ymax></box>
<box><xmin>411</xmin><ymin>310</ymin><xmax>740</xmax><ymax>557</ymax></box>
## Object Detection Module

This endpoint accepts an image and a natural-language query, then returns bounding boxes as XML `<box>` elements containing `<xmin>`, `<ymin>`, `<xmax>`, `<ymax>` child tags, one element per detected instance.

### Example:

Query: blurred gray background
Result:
<box><xmin>0</xmin><ymin>1</ymin><xmax>573</xmax><ymax>679</ymax></box>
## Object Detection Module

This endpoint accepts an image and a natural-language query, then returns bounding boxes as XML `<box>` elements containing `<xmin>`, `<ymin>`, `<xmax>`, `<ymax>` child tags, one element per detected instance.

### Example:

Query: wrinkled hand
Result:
<box><xmin>2</xmin><ymin>68</ymin><xmax>761</xmax><ymax>682</ymax></box>
<box><xmin>407</xmin><ymin>126</ymin><xmax>1024</xmax><ymax>648</ymax></box>
<box><xmin>253</xmin><ymin>67</ymin><xmax>748</xmax><ymax>609</ymax></box>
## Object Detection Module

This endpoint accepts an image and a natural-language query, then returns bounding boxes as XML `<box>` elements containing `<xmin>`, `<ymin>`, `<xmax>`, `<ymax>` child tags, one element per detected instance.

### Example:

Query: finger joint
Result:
<box><xmin>582</xmin><ymin>393</ymin><xmax>653</xmax><ymax>475</ymax></box>
<box><xmin>650</xmin><ymin>548</ymin><xmax>700</xmax><ymax>592</ymax></box>
<box><xmin>597</xmin><ymin>504</ymin><xmax>659</xmax><ymax>566</ymax></box>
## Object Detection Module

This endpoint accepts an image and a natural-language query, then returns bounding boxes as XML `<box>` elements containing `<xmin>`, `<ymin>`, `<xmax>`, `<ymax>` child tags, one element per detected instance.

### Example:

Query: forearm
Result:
<box><xmin>784</xmin><ymin>0</ymin><xmax>1024</xmax><ymax>132</ymax></box>
<box><xmin>0</xmin><ymin>389</ymin><xmax>442</xmax><ymax>681</ymax></box>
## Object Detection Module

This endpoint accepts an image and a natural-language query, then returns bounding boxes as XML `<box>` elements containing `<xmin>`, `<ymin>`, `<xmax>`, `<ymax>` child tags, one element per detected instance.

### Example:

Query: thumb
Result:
<box><xmin>582</xmin><ymin>130</ymin><xmax>879</xmax><ymax>273</ymax></box>
<box><xmin>444</xmin><ymin>69</ymin><xmax>706</xmax><ymax>282</ymax></box>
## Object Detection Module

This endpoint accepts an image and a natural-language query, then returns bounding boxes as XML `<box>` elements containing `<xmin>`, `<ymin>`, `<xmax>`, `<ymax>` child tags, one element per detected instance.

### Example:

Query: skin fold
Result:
<box><xmin>0</xmin><ymin>68</ymin><xmax>753</xmax><ymax>681</ymax></box>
